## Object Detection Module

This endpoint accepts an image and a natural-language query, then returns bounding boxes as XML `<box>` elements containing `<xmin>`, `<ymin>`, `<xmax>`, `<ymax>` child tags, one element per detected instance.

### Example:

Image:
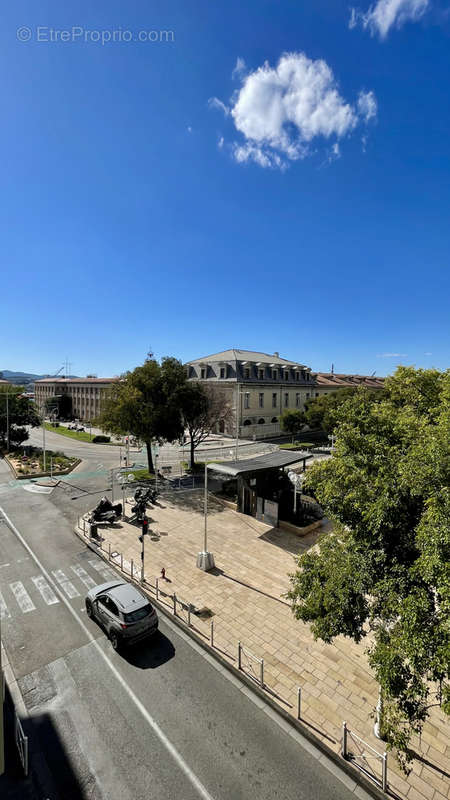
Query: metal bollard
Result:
<box><xmin>173</xmin><ymin>594</ymin><xmax>177</xmax><ymax>615</ymax></box>
<box><xmin>238</xmin><ymin>641</ymin><xmax>241</xmax><ymax>670</ymax></box>
<box><xmin>342</xmin><ymin>721</ymin><xmax>348</xmax><ymax>758</ymax></box>
<box><xmin>156</xmin><ymin>577</ymin><xmax>159</xmax><ymax>600</ymax></box>
<box><xmin>297</xmin><ymin>687</ymin><xmax>302</xmax><ymax>719</ymax></box>
<box><xmin>381</xmin><ymin>752</ymin><xmax>387</xmax><ymax>792</ymax></box>
<box><xmin>210</xmin><ymin>620</ymin><xmax>214</xmax><ymax>648</ymax></box>
<box><xmin>260</xmin><ymin>658</ymin><xmax>264</xmax><ymax>688</ymax></box>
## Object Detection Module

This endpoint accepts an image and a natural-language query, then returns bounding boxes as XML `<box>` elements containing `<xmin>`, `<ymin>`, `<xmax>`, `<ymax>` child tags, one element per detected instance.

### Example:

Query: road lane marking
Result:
<box><xmin>0</xmin><ymin>590</ymin><xmax>11</xmax><ymax>619</ymax></box>
<box><xmin>9</xmin><ymin>581</ymin><xmax>36</xmax><ymax>613</ymax></box>
<box><xmin>31</xmin><ymin>575</ymin><xmax>59</xmax><ymax>605</ymax></box>
<box><xmin>0</xmin><ymin>505</ymin><xmax>216</xmax><ymax>800</ymax></box>
<box><xmin>52</xmin><ymin>569</ymin><xmax>80</xmax><ymax>598</ymax></box>
<box><xmin>70</xmin><ymin>564</ymin><xmax>96</xmax><ymax>589</ymax></box>
<box><xmin>88</xmin><ymin>559</ymin><xmax>117</xmax><ymax>580</ymax></box>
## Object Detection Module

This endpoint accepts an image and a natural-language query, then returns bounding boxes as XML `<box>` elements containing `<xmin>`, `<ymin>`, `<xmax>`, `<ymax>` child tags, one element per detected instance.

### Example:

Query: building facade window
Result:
<box><xmin>306</xmin><ymin>392</ymin><xmax>310</xmax><ymax>399</ymax></box>
<box><xmin>259</xmin><ymin>393</ymin><xmax>264</xmax><ymax>408</ymax></box>
<box><xmin>284</xmin><ymin>393</ymin><xmax>289</xmax><ymax>407</ymax></box>
<box><xmin>272</xmin><ymin>370</ymin><xmax>277</xmax><ymax>380</ymax></box>
<box><xmin>244</xmin><ymin>392</ymin><xmax>250</xmax><ymax>409</ymax></box>
<box><xmin>284</xmin><ymin>371</ymin><xmax>289</xmax><ymax>381</ymax></box>
<box><xmin>244</xmin><ymin>368</ymin><xmax>250</xmax><ymax>379</ymax></box>
<box><xmin>296</xmin><ymin>392</ymin><xmax>300</xmax><ymax>407</ymax></box>
<box><xmin>271</xmin><ymin>417</ymin><xmax>278</xmax><ymax>423</ymax></box>
<box><xmin>295</xmin><ymin>371</ymin><xmax>300</xmax><ymax>381</ymax></box>
<box><xmin>258</xmin><ymin>369</ymin><xmax>264</xmax><ymax>380</ymax></box>
<box><xmin>272</xmin><ymin>393</ymin><xmax>277</xmax><ymax>408</ymax></box>
<box><xmin>200</xmin><ymin>368</ymin><xmax>206</xmax><ymax>379</ymax></box>
<box><xmin>220</xmin><ymin>367</ymin><xmax>225</xmax><ymax>378</ymax></box>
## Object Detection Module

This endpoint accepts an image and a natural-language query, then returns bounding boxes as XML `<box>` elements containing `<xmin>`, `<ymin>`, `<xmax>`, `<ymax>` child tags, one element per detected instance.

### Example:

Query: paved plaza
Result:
<box><xmin>82</xmin><ymin>488</ymin><xmax>450</xmax><ymax>800</ymax></box>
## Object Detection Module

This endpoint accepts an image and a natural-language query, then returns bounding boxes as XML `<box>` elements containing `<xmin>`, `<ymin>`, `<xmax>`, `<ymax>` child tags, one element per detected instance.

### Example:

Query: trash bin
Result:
<box><xmin>90</xmin><ymin>522</ymin><xmax>98</xmax><ymax>539</ymax></box>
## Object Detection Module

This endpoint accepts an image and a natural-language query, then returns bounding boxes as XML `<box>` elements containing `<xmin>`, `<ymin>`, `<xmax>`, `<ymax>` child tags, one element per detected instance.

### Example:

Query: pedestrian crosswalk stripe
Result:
<box><xmin>31</xmin><ymin>575</ymin><xmax>59</xmax><ymax>605</ymax></box>
<box><xmin>71</xmin><ymin>564</ymin><xmax>96</xmax><ymax>589</ymax></box>
<box><xmin>52</xmin><ymin>569</ymin><xmax>80</xmax><ymax>599</ymax></box>
<box><xmin>0</xmin><ymin>590</ymin><xmax>11</xmax><ymax>619</ymax></box>
<box><xmin>9</xmin><ymin>581</ymin><xmax>36</xmax><ymax>613</ymax></box>
<box><xmin>88</xmin><ymin>559</ymin><xmax>117</xmax><ymax>580</ymax></box>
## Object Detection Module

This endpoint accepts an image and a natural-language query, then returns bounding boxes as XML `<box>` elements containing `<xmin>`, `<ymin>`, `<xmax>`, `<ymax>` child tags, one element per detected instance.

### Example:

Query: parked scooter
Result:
<box><xmin>88</xmin><ymin>496</ymin><xmax>122</xmax><ymax>524</ymax></box>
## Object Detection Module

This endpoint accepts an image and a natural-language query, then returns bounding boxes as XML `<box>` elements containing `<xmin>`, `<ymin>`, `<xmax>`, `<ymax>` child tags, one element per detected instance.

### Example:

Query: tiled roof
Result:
<box><xmin>186</xmin><ymin>349</ymin><xmax>309</xmax><ymax>368</ymax></box>
<box><xmin>314</xmin><ymin>373</ymin><xmax>385</xmax><ymax>389</ymax></box>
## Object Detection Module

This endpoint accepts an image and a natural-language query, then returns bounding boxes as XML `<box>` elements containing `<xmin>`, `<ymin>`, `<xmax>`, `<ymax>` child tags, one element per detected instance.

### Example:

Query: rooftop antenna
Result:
<box><xmin>371</xmin><ymin>371</ymin><xmax>376</xmax><ymax>376</ymax></box>
<box><xmin>331</xmin><ymin>363</ymin><xmax>334</xmax><ymax>375</ymax></box>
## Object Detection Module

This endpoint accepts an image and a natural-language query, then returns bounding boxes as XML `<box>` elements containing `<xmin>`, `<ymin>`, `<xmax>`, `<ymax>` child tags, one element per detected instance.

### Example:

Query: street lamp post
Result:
<box><xmin>196</xmin><ymin>463</ymin><xmax>215</xmax><ymax>571</ymax></box>
<box><xmin>235</xmin><ymin>386</ymin><xmax>245</xmax><ymax>461</ymax></box>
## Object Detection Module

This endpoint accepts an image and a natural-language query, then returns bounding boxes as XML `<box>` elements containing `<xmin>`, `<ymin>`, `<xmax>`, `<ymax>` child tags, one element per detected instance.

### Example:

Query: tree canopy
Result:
<box><xmin>180</xmin><ymin>383</ymin><xmax>232</xmax><ymax>467</ymax></box>
<box><xmin>95</xmin><ymin>355</ymin><xmax>186</xmax><ymax>471</ymax></box>
<box><xmin>302</xmin><ymin>386</ymin><xmax>383</xmax><ymax>434</ymax></box>
<box><xmin>0</xmin><ymin>385</ymin><xmax>40</xmax><ymax>450</ymax></box>
<box><xmin>287</xmin><ymin>367</ymin><xmax>450</xmax><ymax>767</ymax></box>
<box><xmin>279</xmin><ymin>409</ymin><xmax>305</xmax><ymax>442</ymax></box>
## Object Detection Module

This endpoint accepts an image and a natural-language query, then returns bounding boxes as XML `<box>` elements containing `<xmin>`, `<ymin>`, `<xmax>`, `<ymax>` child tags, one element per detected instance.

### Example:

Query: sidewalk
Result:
<box><xmin>83</xmin><ymin>489</ymin><xmax>450</xmax><ymax>800</ymax></box>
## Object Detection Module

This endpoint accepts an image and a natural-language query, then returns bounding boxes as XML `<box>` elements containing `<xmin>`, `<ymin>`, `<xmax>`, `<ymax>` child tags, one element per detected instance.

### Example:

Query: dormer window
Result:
<box><xmin>295</xmin><ymin>371</ymin><xmax>300</xmax><ymax>381</ymax></box>
<box><xmin>201</xmin><ymin>368</ymin><xmax>206</xmax><ymax>379</ymax></box>
<box><xmin>220</xmin><ymin>367</ymin><xmax>226</xmax><ymax>379</ymax></box>
<box><xmin>244</xmin><ymin>368</ymin><xmax>250</xmax><ymax>379</ymax></box>
<box><xmin>284</xmin><ymin>371</ymin><xmax>289</xmax><ymax>381</ymax></box>
<box><xmin>258</xmin><ymin>369</ymin><xmax>264</xmax><ymax>380</ymax></box>
<box><xmin>272</xmin><ymin>370</ymin><xmax>277</xmax><ymax>380</ymax></box>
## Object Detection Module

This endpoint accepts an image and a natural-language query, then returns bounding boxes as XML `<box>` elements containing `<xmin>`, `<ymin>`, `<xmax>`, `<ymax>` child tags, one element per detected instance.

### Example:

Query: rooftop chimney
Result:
<box><xmin>274</xmin><ymin>351</ymin><xmax>279</xmax><ymax>357</ymax></box>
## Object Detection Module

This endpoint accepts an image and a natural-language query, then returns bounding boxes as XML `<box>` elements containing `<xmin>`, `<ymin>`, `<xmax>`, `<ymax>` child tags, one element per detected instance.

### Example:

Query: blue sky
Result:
<box><xmin>1</xmin><ymin>0</ymin><xmax>449</xmax><ymax>377</ymax></box>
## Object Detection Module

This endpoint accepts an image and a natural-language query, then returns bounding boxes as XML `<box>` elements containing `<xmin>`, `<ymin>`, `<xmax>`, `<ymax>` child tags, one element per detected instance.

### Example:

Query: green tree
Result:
<box><xmin>180</xmin><ymin>383</ymin><xmax>233</xmax><ymax>468</ymax></box>
<box><xmin>279</xmin><ymin>409</ymin><xmax>305</xmax><ymax>442</ymax></box>
<box><xmin>303</xmin><ymin>387</ymin><xmax>383</xmax><ymax>434</ymax></box>
<box><xmin>0</xmin><ymin>385</ymin><xmax>40</xmax><ymax>450</ymax></box>
<box><xmin>287</xmin><ymin>367</ymin><xmax>450</xmax><ymax>768</ymax></box>
<box><xmin>96</xmin><ymin>355</ymin><xmax>186</xmax><ymax>472</ymax></box>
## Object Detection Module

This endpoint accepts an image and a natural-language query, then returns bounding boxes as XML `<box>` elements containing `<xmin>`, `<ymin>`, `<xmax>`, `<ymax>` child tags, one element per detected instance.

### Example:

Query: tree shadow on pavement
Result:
<box><xmin>165</xmin><ymin>490</ymin><xmax>225</xmax><ymax>516</ymax></box>
<box><xmin>121</xmin><ymin>631</ymin><xmax>175</xmax><ymax>669</ymax></box>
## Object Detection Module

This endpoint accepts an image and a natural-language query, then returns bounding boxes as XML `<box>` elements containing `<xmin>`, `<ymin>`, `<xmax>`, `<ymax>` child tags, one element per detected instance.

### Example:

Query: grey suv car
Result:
<box><xmin>85</xmin><ymin>580</ymin><xmax>158</xmax><ymax>650</ymax></box>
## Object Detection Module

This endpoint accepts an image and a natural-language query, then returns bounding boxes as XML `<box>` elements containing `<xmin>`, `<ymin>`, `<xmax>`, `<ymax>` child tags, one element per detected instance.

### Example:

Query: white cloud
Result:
<box><xmin>217</xmin><ymin>136</ymin><xmax>224</xmax><ymax>149</ymax></box>
<box><xmin>357</xmin><ymin>90</ymin><xmax>378</xmax><ymax>121</ymax></box>
<box><xmin>350</xmin><ymin>0</ymin><xmax>429</xmax><ymax>39</ymax></box>
<box><xmin>187</xmin><ymin>125</ymin><xmax>193</xmax><ymax>133</ymax></box>
<box><xmin>424</xmin><ymin>351</ymin><xmax>432</xmax><ymax>356</ymax></box>
<box><xmin>232</xmin><ymin>57</ymin><xmax>247</xmax><ymax>81</ymax></box>
<box><xmin>208</xmin><ymin>97</ymin><xmax>230</xmax><ymax>116</ymax></box>
<box><xmin>376</xmin><ymin>352</ymin><xmax>408</xmax><ymax>357</ymax></box>
<box><xmin>215</xmin><ymin>52</ymin><xmax>376</xmax><ymax>169</ymax></box>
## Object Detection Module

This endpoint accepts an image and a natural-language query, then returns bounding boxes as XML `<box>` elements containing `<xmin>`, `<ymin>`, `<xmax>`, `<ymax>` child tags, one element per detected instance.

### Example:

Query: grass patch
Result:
<box><xmin>280</xmin><ymin>442</ymin><xmax>316</xmax><ymax>450</ymax></box>
<box><xmin>44</xmin><ymin>423</ymin><xmax>122</xmax><ymax>445</ymax></box>
<box><xmin>126</xmin><ymin>468</ymin><xmax>155</xmax><ymax>481</ymax></box>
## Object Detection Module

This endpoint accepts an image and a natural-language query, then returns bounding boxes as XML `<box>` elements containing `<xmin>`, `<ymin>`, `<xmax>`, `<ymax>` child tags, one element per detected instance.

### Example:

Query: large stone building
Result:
<box><xmin>35</xmin><ymin>377</ymin><xmax>116</xmax><ymax>421</ymax></box>
<box><xmin>186</xmin><ymin>350</ymin><xmax>385</xmax><ymax>439</ymax></box>
<box><xmin>186</xmin><ymin>349</ymin><xmax>315</xmax><ymax>439</ymax></box>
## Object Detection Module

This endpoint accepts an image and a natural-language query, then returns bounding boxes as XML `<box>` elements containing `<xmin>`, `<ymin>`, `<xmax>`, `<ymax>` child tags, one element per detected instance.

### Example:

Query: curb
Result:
<box><xmin>73</xmin><ymin>521</ymin><xmax>391</xmax><ymax>800</ymax></box>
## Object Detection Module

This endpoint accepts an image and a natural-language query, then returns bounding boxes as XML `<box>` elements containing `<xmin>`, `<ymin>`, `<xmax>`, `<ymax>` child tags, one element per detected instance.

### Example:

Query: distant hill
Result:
<box><xmin>0</xmin><ymin>370</ymin><xmax>78</xmax><ymax>385</ymax></box>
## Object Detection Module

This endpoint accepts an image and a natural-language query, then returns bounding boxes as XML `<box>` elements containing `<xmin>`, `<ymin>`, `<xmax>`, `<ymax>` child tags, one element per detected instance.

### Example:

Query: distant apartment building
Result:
<box><xmin>186</xmin><ymin>349</ymin><xmax>315</xmax><ymax>439</ymax></box>
<box><xmin>35</xmin><ymin>377</ymin><xmax>116</xmax><ymax>421</ymax></box>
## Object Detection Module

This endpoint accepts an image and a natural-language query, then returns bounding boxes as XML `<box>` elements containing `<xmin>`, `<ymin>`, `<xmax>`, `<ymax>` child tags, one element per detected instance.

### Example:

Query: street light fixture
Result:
<box><xmin>196</xmin><ymin>463</ymin><xmax>215</xmax><ymax>571</ymax></box>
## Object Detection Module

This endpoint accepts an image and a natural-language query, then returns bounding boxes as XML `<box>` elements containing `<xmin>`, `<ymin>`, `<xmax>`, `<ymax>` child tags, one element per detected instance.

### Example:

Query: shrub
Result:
<box><xmin>92</xmin><ymin>435</ymin><xmax>110</xmax><ymax>443</ymax></box>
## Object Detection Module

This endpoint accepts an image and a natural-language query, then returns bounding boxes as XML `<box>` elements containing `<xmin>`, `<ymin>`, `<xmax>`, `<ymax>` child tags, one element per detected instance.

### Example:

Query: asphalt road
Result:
<box><xmin>0</xmin><ymin>458</ymin><xmax>362</xmax><ymax>800</ymax></box>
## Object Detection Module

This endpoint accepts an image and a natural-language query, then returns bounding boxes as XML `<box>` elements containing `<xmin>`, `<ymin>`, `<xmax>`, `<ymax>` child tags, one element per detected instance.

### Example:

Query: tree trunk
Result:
<box><xmin>190</xmin><ymin>438</ymin><xmax>195</xmax><ymax>470</ymax></box>
<box><xmin>145</xmin><ymin>441</ymin><xmax>154</xmax><ymax>473</ymax></box>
